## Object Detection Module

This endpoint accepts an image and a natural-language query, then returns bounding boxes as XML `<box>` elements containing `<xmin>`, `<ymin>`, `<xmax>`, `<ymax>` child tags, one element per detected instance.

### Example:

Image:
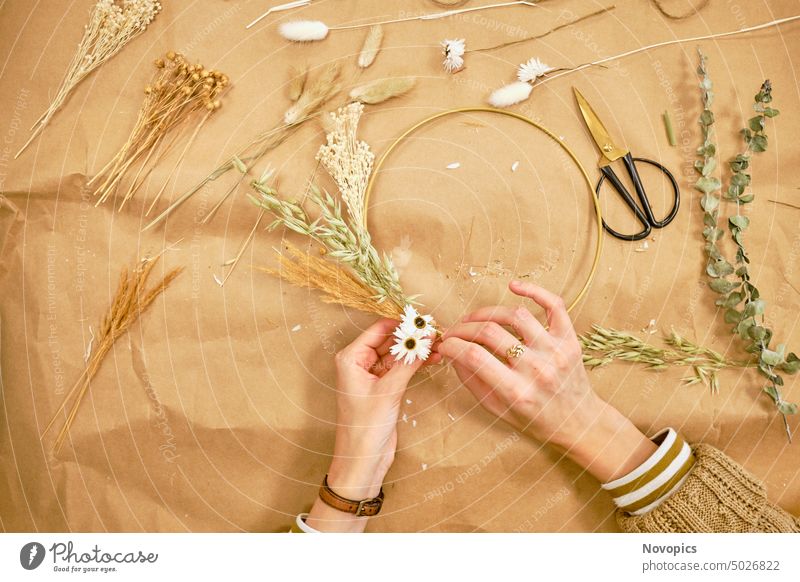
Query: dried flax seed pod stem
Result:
<box><xmin>89</xmin><ymin>51</ymin><xmax>230</xmax><ymax>209</ymax></box>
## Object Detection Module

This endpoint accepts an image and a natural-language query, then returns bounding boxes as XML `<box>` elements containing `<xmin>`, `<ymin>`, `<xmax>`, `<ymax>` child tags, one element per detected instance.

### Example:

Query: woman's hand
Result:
<box><xmin>438</xmin><ymin>280</ymin><xmax>656</xmax><ymax>483</ymax></box>
<box><xmin>306</xmin><ymin>318</ymin><xmax>440</xmax><ymax>532</ymax></box>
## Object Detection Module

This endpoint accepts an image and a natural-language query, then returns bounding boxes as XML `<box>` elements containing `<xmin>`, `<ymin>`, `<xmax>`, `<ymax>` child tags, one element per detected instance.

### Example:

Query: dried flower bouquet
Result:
<box><xmin>16</xmin><ymin>0</ymin><xmax>162</xmax><ymax>158</ymax></box>
<box><xmin>250</xmin><ymin>103</ymin><xmax>436</xmax><ymax>363</ymax></box>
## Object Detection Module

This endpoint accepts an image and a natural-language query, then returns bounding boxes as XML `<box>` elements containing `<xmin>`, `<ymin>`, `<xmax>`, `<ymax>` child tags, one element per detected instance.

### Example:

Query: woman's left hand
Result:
<box><xmin>306</xmin><ymin>318</ymin><xmax>439</xmax><ymax>532</ymax></box>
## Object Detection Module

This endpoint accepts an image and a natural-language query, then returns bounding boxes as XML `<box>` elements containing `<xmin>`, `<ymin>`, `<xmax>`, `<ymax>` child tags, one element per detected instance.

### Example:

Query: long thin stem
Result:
<box><xmin>328</xmin><ymin>1</ymin><xmax>537</xmax><ymax>30</ymax></box>
<box><xmin>540</xmin><ymin>14</ymin><xmax>800</xmax><ymax>86</ymax></box>
<box><xmin>469</xmin><ymin>5</ymin><xmax>615</xmax><ymax>53</ymax></box>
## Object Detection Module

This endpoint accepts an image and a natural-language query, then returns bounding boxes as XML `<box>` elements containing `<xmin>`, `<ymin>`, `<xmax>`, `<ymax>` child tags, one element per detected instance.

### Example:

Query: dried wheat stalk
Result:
<box><xmin>42</xmin><ymin>255</ymin><xmax>183</xmax><ymax>453</ymax></box>
<box><xmin>259</xmin><ymin>243</ymin><xmax>403</xmax><ymax>319</ymax></box>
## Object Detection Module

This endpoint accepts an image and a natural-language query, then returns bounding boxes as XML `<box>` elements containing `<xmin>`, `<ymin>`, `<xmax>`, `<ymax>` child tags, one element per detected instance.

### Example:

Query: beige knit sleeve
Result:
<box><xmin>617</xmin><ymin>443</ymin><xmax>800</xmax><ymax>533</ymax></box>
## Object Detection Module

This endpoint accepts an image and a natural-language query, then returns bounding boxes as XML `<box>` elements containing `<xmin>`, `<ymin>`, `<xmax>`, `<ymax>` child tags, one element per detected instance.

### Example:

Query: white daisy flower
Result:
<box><xmin>441</xmin><ymin>39</ymin><xmax>465</xmax><ymax>73</ymax></box>
<box><xmin>517</xmin><ymin>57</ymin><xmax>553</xmax><ymax>83</ymax></box>
<box><xmin>400</xmin><ymin>304</ymin><xmax>435</xmax><ymax>336</ymax></box>
<box><xmin>390</xmin><ymin>326</ymin><xmax>432</xmax><ymax>365</ymax></box>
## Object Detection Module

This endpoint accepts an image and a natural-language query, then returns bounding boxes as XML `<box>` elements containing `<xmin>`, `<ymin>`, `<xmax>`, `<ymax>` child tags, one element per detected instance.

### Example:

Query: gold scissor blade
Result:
<box><xmin>573</xmin><ymin>87</ymin><xmax>629</xmax><ymax>166</ymax></box>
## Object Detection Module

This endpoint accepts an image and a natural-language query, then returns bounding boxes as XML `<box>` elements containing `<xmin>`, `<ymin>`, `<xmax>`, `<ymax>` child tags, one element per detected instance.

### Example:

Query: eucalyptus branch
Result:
<box><xmin>694</xmin><ymin>50</ymin><xmax>797</xmax><ymax>441</ymax></box>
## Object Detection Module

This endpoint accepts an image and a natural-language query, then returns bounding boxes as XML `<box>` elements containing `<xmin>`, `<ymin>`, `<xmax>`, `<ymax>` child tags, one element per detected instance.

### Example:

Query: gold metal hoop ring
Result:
<box><xmin>363</xmin><ymin>107</ymin><xmax>603</xmax><ymax>313</ymax></box>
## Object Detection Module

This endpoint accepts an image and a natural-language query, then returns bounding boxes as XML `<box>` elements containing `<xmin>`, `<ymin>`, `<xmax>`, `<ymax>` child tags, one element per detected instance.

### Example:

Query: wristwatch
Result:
<box><xmin>318</xmin><ymin>474</ymin><xmax>384</xmax><ymax>517</ymax></box>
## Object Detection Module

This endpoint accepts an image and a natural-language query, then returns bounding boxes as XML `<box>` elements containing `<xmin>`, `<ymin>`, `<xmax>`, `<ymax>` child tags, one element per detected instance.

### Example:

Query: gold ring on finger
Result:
<box><xmin>506</xmin><ymin>343</ymin><xmax>526</xmax><ymax>360</ymax></box>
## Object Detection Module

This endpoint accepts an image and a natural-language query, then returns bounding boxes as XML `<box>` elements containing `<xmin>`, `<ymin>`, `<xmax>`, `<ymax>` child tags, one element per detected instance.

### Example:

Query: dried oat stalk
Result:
<box><xmin>42</xmin><ymin>255</ymin><xmax>183</xmax><ymax>453</ymax></box>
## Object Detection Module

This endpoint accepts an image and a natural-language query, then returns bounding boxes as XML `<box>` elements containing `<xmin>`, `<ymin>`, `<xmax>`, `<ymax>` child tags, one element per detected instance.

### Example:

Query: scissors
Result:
<box><xmin>573</xmin><ymin>87</ymin><xmax>680</xmax><ymax>241</ymax></box>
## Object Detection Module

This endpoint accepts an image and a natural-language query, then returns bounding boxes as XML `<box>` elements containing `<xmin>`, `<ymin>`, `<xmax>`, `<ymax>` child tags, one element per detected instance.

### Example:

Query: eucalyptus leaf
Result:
<box><xmin>761</xmin><ymin>348</ymin><xmax>784</xmax><ymax>367</ymax></box>
<box><xmin>699</xmin><ymin>110</ymin><xmax>714</xmax><ymax>125</ymax></box>
<box><xmin>748</xmin><ymin>116</ymin><xmax>764</xmax><ymax>132</ymax></box>
<box><xmin>695</xmin><ymin>176</ymin><xmax>721</xmax><ymax>194</ymax></box>
<box><xmin>701</xmin><ymin>194</ymin><xmax>719</xmax><ymax>212</ymax></box>
<box><xmin>744</xmin><ymin>299</ymin><xmax>765</xmax><ymax>317</ymax></box>
<box><xmin>724</xmin><ymin>308</ymin><xmax>742</xmax><ymax>324</ymax></box>
<box><xmin>748</xmin><ymin>325</ymin><xmax>767</xmax><ymax>342</ymax></box>
<box><xmin>731</xmin><ymin>173</ymin><xmax>751</xmax><ymax>187</ymax></box>
<box><xmin>778</xmin><ymin>401</ymin><xmax>798</xmax><ymax>415</ymax></box>
<box><xmin>751</xmin><ymin>134</ymin><xmax>768</xmax><ymax>152</ymax></box>
<box><xmin>763</xmin><ymin>385</ymin><xmax>780</xmax><ymax>403</ymax></box>
<box><xmin>736</xmin><ymin>317</ymin><xmax>755</xmax><ymax>338</ymax></box>
<box><xmin>722</xmin><ymin>291</ymin><xmax>743</xmax><ymax>308</ymax></box>
<box><xmin>709</xmin><ymin>279</ymin><xmax>737</xmax><ymax>294</ymax></box>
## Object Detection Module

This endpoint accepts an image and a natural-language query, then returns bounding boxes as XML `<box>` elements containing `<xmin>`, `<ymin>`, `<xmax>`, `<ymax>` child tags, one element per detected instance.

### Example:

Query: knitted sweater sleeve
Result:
<box><xmin>617</xmin><ymin>443</ymin><xmax>800</xmax><ymax>533</ymax></box>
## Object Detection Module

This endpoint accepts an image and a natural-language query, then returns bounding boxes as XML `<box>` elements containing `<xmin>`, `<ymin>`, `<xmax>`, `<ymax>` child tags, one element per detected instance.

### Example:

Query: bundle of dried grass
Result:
<box><xmin>42</xmin><ymin>255</ymin><xmax>183</xmax><ymax>453</ymax></box>
<box><xmin>142</xmin><ymin>63</ymin><xmax>341</xmax><ymax>231</ymax></box>
<box><xmin>357</xmin><ymin>25</ymin><xmax>384</xmax><ymax>68</ymax></box>
<box><xmin>90</xmin><ymin>51</ymin><xmax>230</xmax><ymax>209</ymax></box>
<box><xmin>349</xmin><ymin>77</ymin><xmax>416</xmax><ymax>104</ymax></box>
<box><xmin>259</xmin><ymin>244</ymin><xmax>404</xmax><ymax>319</ymax></box>
<box><xmin>16</xmin><ymin>0</ymin><xmax>162</xmax><ymax>159</ymax></box>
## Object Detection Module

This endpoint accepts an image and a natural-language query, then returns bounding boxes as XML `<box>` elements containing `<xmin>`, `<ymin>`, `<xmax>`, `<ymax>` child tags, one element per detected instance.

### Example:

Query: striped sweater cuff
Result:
<box><xmin>289</xmin><ymin>513</ymin><xmax>319</xmax><ymax>533</ymax></box>
<box><xmin>602</xmin><ymin>428</ymin><xmax>696</xmax><ymax>516</ymax></box>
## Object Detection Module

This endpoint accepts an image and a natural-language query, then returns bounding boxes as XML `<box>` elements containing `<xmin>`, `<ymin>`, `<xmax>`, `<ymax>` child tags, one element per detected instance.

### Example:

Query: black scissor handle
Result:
<box><xmin>596</xmin><ymin>154</ymin><xmax>681</xmax><ymax>241</ymax></box>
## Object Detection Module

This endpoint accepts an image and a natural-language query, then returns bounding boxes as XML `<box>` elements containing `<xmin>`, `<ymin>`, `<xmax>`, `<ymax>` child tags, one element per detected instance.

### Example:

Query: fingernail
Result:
<box><xmin>511</xmin><ymin>280</ymin><xmax>521</xmax><ymax>286</ymax></box>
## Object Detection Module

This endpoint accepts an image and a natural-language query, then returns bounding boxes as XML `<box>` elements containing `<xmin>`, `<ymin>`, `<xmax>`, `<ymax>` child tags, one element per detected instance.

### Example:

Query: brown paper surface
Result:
<box><xmin>1</xmin><ymin>0</ymin><xmax>799</xmax><ymax>532</ymax></box>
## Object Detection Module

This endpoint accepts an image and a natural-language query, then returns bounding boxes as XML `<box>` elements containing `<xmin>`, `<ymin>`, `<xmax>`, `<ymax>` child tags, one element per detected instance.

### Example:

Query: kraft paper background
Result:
<box><xmin>1</xmin><ymin>0</ymin><xmax>799</xmax><ymax>532</ymax></box>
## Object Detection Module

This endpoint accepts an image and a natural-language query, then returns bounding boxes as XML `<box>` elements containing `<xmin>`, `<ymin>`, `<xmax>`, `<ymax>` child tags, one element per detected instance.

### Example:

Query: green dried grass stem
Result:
<box><xmin>580</xmin><ymin>325</ymin><xmax>754</xmax><ymax>393</ymax></box>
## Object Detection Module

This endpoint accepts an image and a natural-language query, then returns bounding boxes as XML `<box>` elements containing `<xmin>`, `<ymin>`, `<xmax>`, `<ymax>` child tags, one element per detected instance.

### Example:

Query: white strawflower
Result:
<box><xmin>400</xmin><ymin>304</ymin><xmax>435</xmax><ymax>336</ymax></box>
<box><xmin>441</xmin><ymin>38</ymin><xmax>465</xmax><ymax>73</ymax></box>
<box><xmin>488</xmin><ymin>81</ymin><xmax>533</xmax><ymax>108</ymax></box>
<box><xmin>517</xmin><ymin>57</ymin><xmax>552</xmax><ymax>83</ymax></box>
<box><xmin>390</xmin><ymin>327</ymin><xmax>432</xmax><ymax>365</ymax></box>
<box><xmin>279</xmin><ymin>20</ymin><xmax>330</xmax><ymax>41</ymax></box>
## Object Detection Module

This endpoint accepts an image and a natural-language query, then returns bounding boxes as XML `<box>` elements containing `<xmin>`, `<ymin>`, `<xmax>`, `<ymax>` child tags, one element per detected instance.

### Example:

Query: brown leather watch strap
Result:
<box><xmin>318</xmin><ymin>475</ymin><xmax>384</xmax><ymax>517</ymax></box>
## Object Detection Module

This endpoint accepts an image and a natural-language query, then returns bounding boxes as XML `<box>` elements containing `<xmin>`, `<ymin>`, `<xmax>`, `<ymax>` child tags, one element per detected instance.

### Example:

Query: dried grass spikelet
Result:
<box><xmin>349</xmin><ymin>77</ymin><xmax>416</xmax><ymax>105</ymax></box>
<box><xmin>287</xmin><ymin>65</ymin><xmax>308</xmax><ymax>101</ymax></box>
<box><xmin>357</xmin><ymin>25</ymin><xmax>384</xmax><ymax>68</ymax></box>
<box><xmin>285</xmin><ymin>63</ymin><xmax>342</xmax><ymax>124</ymax></box>
<box><xmin>488</xmin><ymin>81</ymin><xmax>533</xmax><ymax>108</ymax></box>
<box><xmin>260</xmin><ymin>243</ymin><xmax>404</xmax><ymax>319</ymax></box>
<box><xmin>279</xmin><ymin>20</ymin><xmax>329</xmax><ymax>41</ymax></box>
<box><xmin>42</xmin><ymin>255</ymin><xmax>184</xmax><ymax>453</ymax></box>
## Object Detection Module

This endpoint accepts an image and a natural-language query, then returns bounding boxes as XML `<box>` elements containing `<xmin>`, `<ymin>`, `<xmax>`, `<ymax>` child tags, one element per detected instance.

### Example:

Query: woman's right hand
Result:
<box><xmin>437</xmin><ymin>280</ymin><xmax>657</xmax><ymax>483</ymax></box>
